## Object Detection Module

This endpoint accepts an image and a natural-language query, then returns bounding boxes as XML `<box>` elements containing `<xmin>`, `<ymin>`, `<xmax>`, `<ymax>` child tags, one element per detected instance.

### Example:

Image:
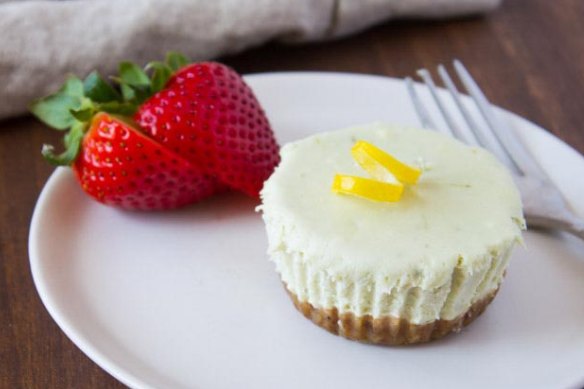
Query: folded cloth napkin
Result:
<box><xmin>0</xmin><ymin>0</ymin><xmax>501</xmax><ymax>120</ymax></box>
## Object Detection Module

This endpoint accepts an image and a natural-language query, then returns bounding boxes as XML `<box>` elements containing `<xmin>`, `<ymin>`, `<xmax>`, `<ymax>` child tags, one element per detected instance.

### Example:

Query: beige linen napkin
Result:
<box><xmin>0</xmin><ymin>0</ymin><xmax>501</xmax><ymax>120</ymax></box>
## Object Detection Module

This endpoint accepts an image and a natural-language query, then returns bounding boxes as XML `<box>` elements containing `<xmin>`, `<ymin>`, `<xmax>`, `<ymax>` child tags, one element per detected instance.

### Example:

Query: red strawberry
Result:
<box><xmin>135</xmin><ymin>62</ymin><xmax>280</xmax><ymax>197</ymax></box>
<box><xmin>73</xmin><ymin>113</ymin><xmax>222</xmax><ymax>210</ymax></box>
<box><xmin>30</xmin><ymin>52</ymin><xmax>278</xmax><ymax>210</ymax></box>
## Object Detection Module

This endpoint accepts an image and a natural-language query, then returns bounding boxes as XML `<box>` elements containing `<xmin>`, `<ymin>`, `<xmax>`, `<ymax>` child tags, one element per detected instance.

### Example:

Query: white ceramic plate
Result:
<box><xmin>29</xmin><ymin>73</ymin><xmax>584</xmax><ymax>389</ymax></box>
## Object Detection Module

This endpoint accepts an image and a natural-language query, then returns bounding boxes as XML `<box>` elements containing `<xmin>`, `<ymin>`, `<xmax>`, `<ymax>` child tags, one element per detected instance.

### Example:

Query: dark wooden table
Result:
<box><xmin>1</xmin><ymin>0</ymin><xmax>583</xmax><ymax>387</ymax></box>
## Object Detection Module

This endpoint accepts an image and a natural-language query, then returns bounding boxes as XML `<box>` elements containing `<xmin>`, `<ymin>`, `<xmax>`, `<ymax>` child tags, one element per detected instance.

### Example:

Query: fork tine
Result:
<box><xmin>437</xmin><ymin>64</ymin><xmax>519</xmax><ymax>172</ymax></box>
<box><xmin>453</xmin><ymin>60</ymin><xmax>548</xmax><ymax>179</ymax></box>
<box><xmin>436</xmin><ymin>65</ymin><xmax>480</xmax><ymax>147</ymax></box>
<box><xmin>405</xmin><ymin>77</ymin><xmax>440</xmax><ymax>131</ymax></box>
<box><xmin>416</xmin><ymin>69</ymin><xmax>463</xmax><ymax>139</ymax></box>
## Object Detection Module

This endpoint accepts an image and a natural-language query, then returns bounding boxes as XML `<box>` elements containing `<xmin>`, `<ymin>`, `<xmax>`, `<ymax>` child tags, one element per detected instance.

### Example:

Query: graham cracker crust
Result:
<box><xmin>286</xmin><ymin>287</ymin><xmax>499</xmax><ymax>345</ymax></box>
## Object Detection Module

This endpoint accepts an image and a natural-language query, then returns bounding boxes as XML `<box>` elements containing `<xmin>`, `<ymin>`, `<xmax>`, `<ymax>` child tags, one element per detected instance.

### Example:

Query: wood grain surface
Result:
<box><xmin>1</xmin><ymin>0</ymin><xmax>583</xmax><ymax>387</ymax></box>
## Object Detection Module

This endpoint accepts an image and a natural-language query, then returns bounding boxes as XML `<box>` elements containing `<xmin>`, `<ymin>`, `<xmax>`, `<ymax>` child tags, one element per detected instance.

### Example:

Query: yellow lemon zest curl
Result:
<box><xmin>332</xmin><ymin>140</ymin><xmax>422</xmax><ymax>203</ymax></box>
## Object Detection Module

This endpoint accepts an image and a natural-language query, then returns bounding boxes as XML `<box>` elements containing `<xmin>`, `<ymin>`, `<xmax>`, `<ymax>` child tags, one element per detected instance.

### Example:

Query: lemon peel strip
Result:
<box><xmin>332</xmin><ymin>174</ymin><xmax>404</xmax><ymax>202</ymax></box>
<box><xmin>351</xmin><ymin>140</ymin><xmax>421</xmax><ymax>185</ymax></box>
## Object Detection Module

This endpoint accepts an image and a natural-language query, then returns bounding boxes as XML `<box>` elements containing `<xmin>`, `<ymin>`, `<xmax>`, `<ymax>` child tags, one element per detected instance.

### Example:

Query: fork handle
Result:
<box><xmin>527</xmin><ymin>214</ymin><xmax>584</xmax><ymax>241</ymax></box>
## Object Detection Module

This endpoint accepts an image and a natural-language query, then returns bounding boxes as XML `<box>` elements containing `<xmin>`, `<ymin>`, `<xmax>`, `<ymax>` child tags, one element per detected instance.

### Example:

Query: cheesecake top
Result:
<box><xmin>260</xmin><ymin>123</ymin><xmax>524</xmax><ymax>287</ymax></box>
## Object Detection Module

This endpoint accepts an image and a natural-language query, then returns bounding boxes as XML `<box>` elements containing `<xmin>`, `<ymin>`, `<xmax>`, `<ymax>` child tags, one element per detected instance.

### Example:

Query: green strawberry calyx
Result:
<box><xmin>30</xmin><ymin>52</ymin><xmax>190</xmax><ymax>166</ymax></box>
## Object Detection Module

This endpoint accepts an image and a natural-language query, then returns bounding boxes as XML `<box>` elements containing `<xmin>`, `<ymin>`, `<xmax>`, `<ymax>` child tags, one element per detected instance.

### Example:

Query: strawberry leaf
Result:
<box><xmin>119</xmin><ymin>62</ymin><xmax>150</xmax><ymax>88</ymax></box>
<box><xmin>166</xmin><ymin>52</ymin><xmax>189</xmax><ymax>72</ymax></box>
<box><xmin>42</xmin><ymin>121</ymin><xmax>85</xmax><ymax>165</ymax></box>
<box><xmin>70</xmin><ymin>107</ymin><xmax>94</xmax><ymax>122</ymax></box>
<box><xmin>132</xmin><ymin>84</ymin><xmax>152</xmax><ymax>105</ymax></box>
<box><xmin>114</xmin><ymin>62</ymin><xmax>152</xmax><ymax>105</ymax></box>
<box><xmin>116</xmin><ymin>82</ymin><xmax>151</xmax><ymax>105</ymax></box>
<box><xmin>29</xmin><ymin>76</ymin><xmax>84</xmax><ymax>130</ymax></box>
<box><xmin>83</xmin><ymin>71</ymin><xmax>121</xmax><ymax>103</ymax></box>
<box><xmin>98</xmin><ymin>101</ymin><xmax>137</xmax><ymax>116</ymax></box>
<box><xmin>147</xmin><ymin>61</ymin><xmax>173</xmax><ymax>93</ymax></box>
<box><xmin>119</xmin><ymin>82</ymin><xmax>136</xmax><ymax>101</ymax></box>
<box><xmin>60</xmin><ymin>75</ymin><xmax>84</xmax><ymax>96</ymax></box>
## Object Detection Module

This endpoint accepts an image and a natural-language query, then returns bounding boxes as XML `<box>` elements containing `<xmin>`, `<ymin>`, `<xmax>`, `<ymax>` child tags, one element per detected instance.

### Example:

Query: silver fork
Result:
<box><xmin>406</xmin><ymin>60</ymin><xmax>584</xmax><ymax>240</ymax></box>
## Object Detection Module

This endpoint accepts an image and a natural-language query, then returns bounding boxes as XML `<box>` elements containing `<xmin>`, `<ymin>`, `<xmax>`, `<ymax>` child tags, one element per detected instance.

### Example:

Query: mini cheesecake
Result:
<box><xmin>259</xmin><ymin>123</ymin><xmax>524</xmax><ymax>345</ymax></box>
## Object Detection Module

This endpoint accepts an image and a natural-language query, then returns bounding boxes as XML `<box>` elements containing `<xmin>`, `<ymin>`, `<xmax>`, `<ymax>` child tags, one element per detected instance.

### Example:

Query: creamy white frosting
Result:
<box><xmin>260</xmin><ymin>123</ymin><xmax>524</xmax><ymax>323</ymax></box>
